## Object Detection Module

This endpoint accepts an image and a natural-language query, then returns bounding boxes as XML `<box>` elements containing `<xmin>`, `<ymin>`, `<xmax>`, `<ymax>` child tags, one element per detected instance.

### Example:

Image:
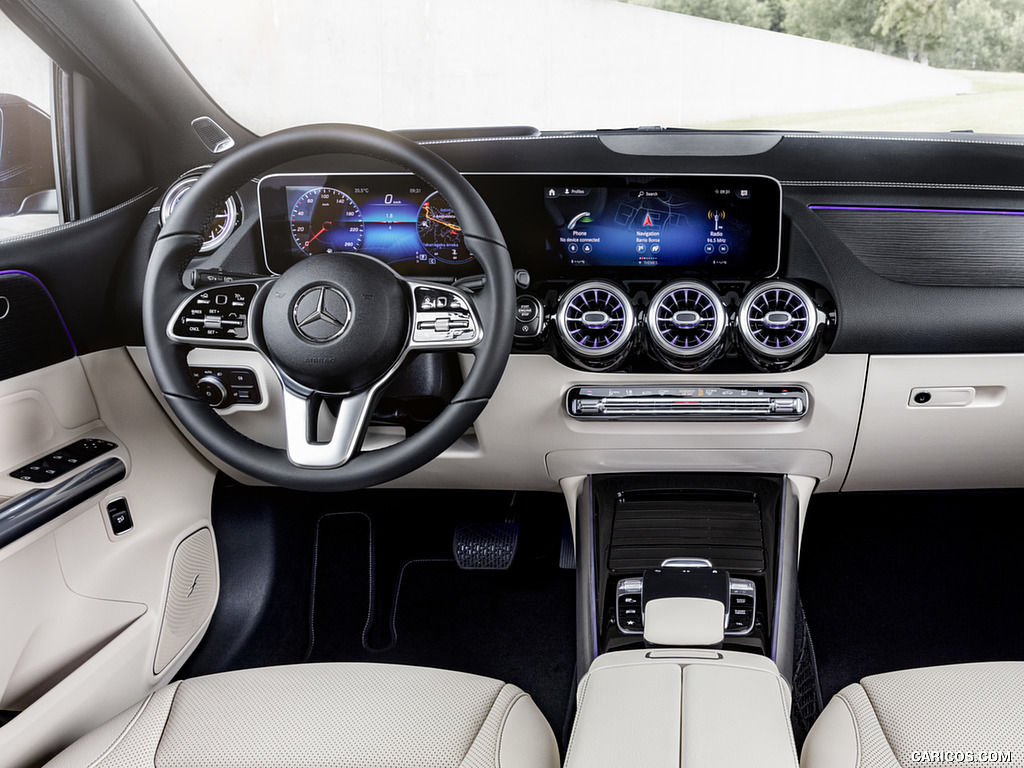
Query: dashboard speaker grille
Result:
<box><xmin>557</xmin><ymin>281</ymin><xmax>634</xmax><ymax>358</ymax></box>
<box><xmin>191</xmin><ymin>116</ymin><xmax>235</xmax><ymax>154</ymax></box>
<box><xmin>647</xmin><ymin>281</ymin><xmax>725</xmax><ymax>358</ymax></box>
<box><xmin>739</xmin><ymin>281</ymin><xmax>817</xmax><ymax>357</ymax></box>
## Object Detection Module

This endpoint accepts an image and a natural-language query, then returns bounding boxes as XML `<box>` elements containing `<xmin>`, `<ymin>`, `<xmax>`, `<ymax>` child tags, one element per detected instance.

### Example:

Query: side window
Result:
<box><xmin>0</xmin><ymin>11</ymin><xmax>58</xmax><ymax>239</ymax></box>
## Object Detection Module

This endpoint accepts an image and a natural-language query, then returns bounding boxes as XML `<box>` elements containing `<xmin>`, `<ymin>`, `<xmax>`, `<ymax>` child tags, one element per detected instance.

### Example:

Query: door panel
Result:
<box><xmin>0</xmin><ymin>349</ymin><xmax>218</xmax><ymax>768</ymax></box>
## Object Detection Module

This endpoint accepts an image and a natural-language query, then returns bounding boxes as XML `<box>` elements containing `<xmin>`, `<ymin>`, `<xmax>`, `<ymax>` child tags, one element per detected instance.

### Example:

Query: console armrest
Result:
<box><xmin>565</xmin><ymin>651</ymin><xmax>798</xmax><ymax>768</ymax></box>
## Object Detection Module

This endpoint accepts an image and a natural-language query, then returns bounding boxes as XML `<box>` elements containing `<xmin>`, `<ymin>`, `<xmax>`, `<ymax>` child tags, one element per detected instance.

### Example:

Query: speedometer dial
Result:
<box><xmin>290</xmin><ymin>187</ymin><xmax>364</xmax><ymax>256</ymax></box>
<box><xmin>417</xmin><ymin>192</ymin><xmax>473</xmax><ymax>264</ymax></box>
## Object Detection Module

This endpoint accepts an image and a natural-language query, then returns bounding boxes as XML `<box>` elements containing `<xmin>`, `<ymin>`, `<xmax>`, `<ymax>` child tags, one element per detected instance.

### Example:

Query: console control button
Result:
<box><xmin>516</xmin><ymin>298</ymin><xmax>537</xmax><ymax>322</ymax></box>
<box><xmin>614</xmin><ymin>573</ymin><xmax>756</xmax><ymax>636</ymax></box>
<box><xmin>514</xmin><ymin>295</ymin><xmax>544</xmax><ymax>338</ymax></box>
<box><xmin>726</xmin><ymin>577</ymin><xmax>756</xmax><ymax>634</ymax></box>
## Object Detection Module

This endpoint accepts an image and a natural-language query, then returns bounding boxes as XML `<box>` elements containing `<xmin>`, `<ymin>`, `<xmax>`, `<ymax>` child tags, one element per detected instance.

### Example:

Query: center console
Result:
<box><xmin>568</xmin><ymin>472</ymin><xmax>803</xmax><ymax>768</ymax></box>
<box><xmin>575</xmin><ymin>473</ymin><xmax>801</xmax><ymax>681</ymax></box>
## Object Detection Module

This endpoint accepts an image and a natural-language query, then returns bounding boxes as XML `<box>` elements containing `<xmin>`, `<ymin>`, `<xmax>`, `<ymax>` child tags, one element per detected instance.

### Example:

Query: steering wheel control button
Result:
<box><xmin>9</xmin><ymin>438</ymin><xmax>117</xmax><ymax>483</ymax></box>
<box><xmin>190</xmin><ymin>367</ymin><xmax>262</xmax><ymax>408</ymax></box>
<box><xmin>412</xmin><ymin>285</ymin><xmax>478</xmax><ymax>346</ymax></box>
<box><xmin>106</xmin><ymin>498</ymin><xmax>134</xmax><ymax>536</ymax></box>
<box><xmin>173</xmin><ymin>283</ymin><xmax>258</xmax><ymax>342</ymax></box>
<box><xmin>514</xmin><ymin>296</ymin><xmax>543</xmax><ymax>338</ymax></box>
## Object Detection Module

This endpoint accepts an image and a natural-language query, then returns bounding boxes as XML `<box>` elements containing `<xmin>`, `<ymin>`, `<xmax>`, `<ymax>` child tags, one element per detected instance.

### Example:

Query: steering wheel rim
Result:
<box><xmin>143</xmin><ymin>123</ymin><xmax>515</xmax><ymax>492</ymax></box>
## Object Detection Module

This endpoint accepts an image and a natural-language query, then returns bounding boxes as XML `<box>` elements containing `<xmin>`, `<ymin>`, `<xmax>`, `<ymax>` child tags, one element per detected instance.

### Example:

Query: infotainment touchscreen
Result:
<box><xmin>543</xmin><ymin>176</ymin><xmax>780</xmax><ymax>276</ymax></box>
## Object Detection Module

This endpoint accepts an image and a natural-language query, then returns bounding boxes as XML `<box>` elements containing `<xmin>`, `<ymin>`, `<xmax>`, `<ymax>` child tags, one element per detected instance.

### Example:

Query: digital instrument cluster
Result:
<box><xmin>259</xmin><ymin>174</ymin><xmax>475</xmax><ymax>276</ymax></box>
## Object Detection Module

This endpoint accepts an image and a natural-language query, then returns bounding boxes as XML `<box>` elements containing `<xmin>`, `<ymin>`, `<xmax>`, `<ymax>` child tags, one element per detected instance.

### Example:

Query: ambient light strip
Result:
<box><xmin>809</xmin><ymin>205</ymin><xmax>1024</xmax><ymax>216</ymax></box>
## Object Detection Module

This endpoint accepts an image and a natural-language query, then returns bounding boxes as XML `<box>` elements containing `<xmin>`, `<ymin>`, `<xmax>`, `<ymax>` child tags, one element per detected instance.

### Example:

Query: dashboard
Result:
<box><xmin>146</xmin><ymin>129</ymin><xmax>1024</xmax><ymax>496</ymax></box>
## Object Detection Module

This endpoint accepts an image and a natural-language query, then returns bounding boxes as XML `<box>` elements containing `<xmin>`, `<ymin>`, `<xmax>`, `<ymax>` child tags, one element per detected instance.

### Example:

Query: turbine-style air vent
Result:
<box><xmin>646</xmin><ymin>281</ymin><xmax>726</xmax><ymax>362</ymax></box>
<box><xmin>556</xmin><ymin>281</ymin><xmax>635</xmax><ymax>359</ymax></box>
<box><xmin>739</xmin><ymin>281</ymin><xmax>818</xmax><ymax>358</ymax></box>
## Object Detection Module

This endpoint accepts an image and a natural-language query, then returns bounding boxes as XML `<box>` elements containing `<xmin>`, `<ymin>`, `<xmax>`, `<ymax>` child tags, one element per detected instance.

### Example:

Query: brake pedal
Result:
<box><xmin>453</xmin><ymin>521</ymin><xmax>519</xmax><ymax>570</ymax></box>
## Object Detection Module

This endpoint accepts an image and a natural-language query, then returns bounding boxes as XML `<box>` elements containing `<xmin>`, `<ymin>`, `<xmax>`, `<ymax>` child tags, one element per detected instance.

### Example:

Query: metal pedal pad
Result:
<box><xmin>453</xmin><ymin>522</ymin><xmax>519</xmax><ymax>570</ymax></box>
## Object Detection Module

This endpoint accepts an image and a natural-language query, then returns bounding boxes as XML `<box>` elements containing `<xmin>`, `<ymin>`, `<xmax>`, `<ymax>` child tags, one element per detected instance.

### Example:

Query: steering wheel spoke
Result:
<box><xmin>405</xmin><ymin>280</ymin><xmax>483</xmax><ymax>352</ymax></box>
<box><xmin>281</xmin><ymin>386</ymin><xmax>378</xmax><ymax>468</ymax></box>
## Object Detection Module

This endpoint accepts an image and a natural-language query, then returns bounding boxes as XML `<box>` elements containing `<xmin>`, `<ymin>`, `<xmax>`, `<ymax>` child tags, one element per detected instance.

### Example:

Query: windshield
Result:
<box><xmin>134</xmin><ymin>0</ymin><xmax>1024</xmax><ymax>134</ymax></box>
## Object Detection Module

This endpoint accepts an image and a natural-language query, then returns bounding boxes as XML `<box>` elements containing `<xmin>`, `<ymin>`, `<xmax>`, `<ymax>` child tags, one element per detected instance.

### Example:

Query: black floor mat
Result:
<box><xmin>799</xmin><ymin>490</ymin><xmax>1024</xmax><ymax>704</ymax></box>
<box><xmin>303</xmin><ymin>499</ymin><xmax>576</xmax><ymax>737</ymax></box>
<box><xmin>184</xmin><ymin>482</ymin><xmax>578</xmax><ymax>747</ymax></box>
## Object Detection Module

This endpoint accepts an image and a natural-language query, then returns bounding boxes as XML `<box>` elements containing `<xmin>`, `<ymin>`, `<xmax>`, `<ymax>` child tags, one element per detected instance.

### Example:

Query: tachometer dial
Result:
<box><xmin>290</xmin><ymin>187</ymin><xmax>364</xmax><ymax>256</ymax></box>
<box><xmin>417</xmin><ymin>192</ymin><xmax>473</xmax><ymax>264</ymax></box>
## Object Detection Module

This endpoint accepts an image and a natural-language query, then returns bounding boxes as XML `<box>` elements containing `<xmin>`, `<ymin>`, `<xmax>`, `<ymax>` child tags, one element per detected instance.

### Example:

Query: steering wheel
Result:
<box><xmin>143</xmin><ymin>124</ymin><xmax>514</xmax><ymax>492</ymax></box>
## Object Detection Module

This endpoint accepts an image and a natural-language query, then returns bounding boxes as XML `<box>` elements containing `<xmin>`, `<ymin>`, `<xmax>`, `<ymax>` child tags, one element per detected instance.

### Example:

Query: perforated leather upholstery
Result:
<box><xmin>801</xmin><ymin>662</ymin><xmax>1024</xmax><ymax>768</ymax></box>
<box><xmin>44</xmin><ymin>663</ymin><xmax>560</xmax><ymax>768</ymax></box>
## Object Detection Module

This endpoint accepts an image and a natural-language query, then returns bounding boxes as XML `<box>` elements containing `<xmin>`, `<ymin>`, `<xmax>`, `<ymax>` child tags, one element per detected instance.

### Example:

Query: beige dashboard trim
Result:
<box><xmin>134</xmin><ymin>348</ymin><xmax>866</xmax><ymax>493</ymax></box>
<box><xmin>845</xmin><ymin>354</ymin><xmax>1024</xmax><ymax>491</ymax></box>
<box><xmin>546</xmin><ymin>448</ymin><xmax>833</xmax><ymax>482</ymax></box>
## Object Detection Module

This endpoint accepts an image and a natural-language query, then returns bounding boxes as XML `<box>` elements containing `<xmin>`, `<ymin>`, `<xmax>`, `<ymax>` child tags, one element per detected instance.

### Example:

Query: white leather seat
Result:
<box><xmin>43</xmin><ymin>663</ymin><xmax>560</xmax><ymax>768</ymax></box>
<box><xmin>801</xmin><ymin>662</ymin><xmax>1024</xmax><ymax>768</ymax></box>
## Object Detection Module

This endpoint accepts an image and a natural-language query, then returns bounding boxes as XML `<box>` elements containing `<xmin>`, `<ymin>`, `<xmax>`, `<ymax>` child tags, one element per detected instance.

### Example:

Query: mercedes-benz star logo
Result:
<box><xmin>292</xmin><ymin>286</ymin><xmax>351</xmax><ymax>343</ymax></box>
